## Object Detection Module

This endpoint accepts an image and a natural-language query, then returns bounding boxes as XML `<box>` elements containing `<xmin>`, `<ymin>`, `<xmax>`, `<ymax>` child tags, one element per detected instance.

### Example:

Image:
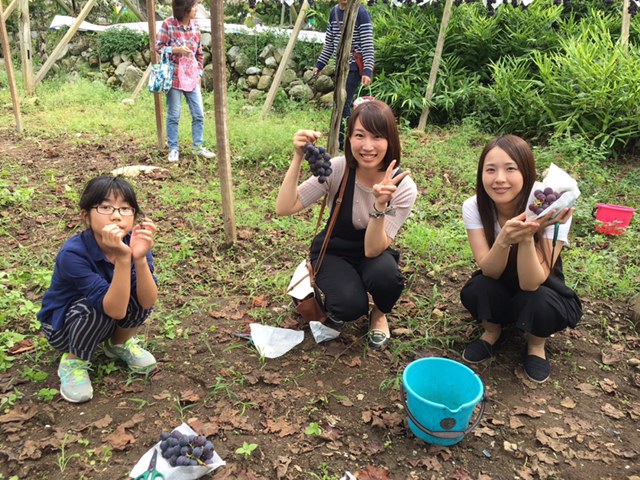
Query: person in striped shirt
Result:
<box><xmin>313</xmin><ymin>0</ymin><xmax>375</xmax><ymax>151</ymax></box>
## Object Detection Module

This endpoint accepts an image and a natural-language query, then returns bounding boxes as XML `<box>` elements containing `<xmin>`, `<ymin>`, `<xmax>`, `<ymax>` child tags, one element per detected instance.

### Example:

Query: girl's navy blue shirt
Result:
<box><xmin>37</xmin><ymin>229</ymin><xmax>155</xmax><ymax>331</ymax></box>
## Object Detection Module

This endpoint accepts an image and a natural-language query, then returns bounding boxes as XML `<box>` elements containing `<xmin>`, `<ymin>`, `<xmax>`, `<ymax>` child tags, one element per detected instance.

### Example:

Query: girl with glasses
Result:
<box><xmin>38</xmin><ymin>175</ymin><xmax>158</xmax><ymax>402</ymax></box>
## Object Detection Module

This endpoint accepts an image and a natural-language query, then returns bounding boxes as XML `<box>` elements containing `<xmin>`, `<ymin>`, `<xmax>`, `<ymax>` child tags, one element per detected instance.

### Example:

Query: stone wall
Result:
<box><xmin>4</xmin><ymin>29</ymin><xmax>336</xmax><ymax>106</ymax></box>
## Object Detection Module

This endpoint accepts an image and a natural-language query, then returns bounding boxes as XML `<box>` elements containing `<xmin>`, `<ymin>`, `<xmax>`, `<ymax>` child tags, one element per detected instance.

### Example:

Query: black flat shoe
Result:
<box><xmin>462</xmin><ymin>333</ymin><xmax>507</xmax><ymax>363</ymax></box>
<box><xmin>523</xmin><ymin>354</ymin><xmax>550</xmax><ymax>383</ymax></box>
<box><xmin>367</xmin><ymin>311</ymin><xmax>390</xmax><ymax>350</ymax></box>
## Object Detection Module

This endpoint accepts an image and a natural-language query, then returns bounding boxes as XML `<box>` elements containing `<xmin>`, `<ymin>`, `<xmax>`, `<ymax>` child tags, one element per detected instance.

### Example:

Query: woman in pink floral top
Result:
<box><xmin>156</xmin><ymin>0</ymin><xmax>215</xmax><ymax>163</ymax></box>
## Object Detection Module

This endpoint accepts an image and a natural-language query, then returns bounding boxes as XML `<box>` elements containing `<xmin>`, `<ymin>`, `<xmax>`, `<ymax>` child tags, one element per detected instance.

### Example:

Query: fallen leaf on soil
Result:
<box><xmin>472</xmin><ymin>426</ymin><xmax>497</xmax><ymax>437</ymax></box>
<box><xmin>548</xmin><ymin>406</ymin><xmax>563</xmax><ymax>414</ymax></box>
<box><xmin>319</xmin><ymin>424</ymin><xmax>343</xmax><ymax>441</ymax></box>
<box><xmin>238</xmin><ymin>229</ymin><xmax>254</xmax><ymax>240</ymax></box>
<box><xmin>535</xmin><ymin>429</ymin><xmax>567</xmax><ymax>452</ymax></box>
<box><xmin>392</xmin><ymin>327</ymin><xmax>412</xmax><ymax>336</ymax></box>
<box><xmin>560</xmin><ymin>397</ymin><xmax>576</xmax><ymax>409</ymax></box>
<box><xmin>262</xmin><ymin>417</ymin><xmax>296</xmax><ymax>438</ymax></box>
<box><xmin>262</xmin><ymin>371</ymin><xmax>282</xmax><ymax>385</ymax></box>
<box><xmin>103</xmin><ymin>413</ymin><xmax>144</xmax><ymax>451</ymax></box>
<box><xmin>408</xmin><ymin>455</ymin><xmax>442</xmax><ymax>471</ymax></box>
<box><xmin>252</xmin><ymin>296</ymin><xmax>269</xmax><ymax>308</ymax></box>
<box><xmin>188</xmin><ymin>417</ymin><xmax>220</xmax><ymax>436</ymax></box>
<box><xmin>598</xmin><ymin>378</ymin><xmax>617</xmax><ymax>393</ymax></box>
<box><xmin>7</xmin><ymin>339</ymin><xmax>34</xmax><ymax>355</ymax></box>
<box><xmin>354</xmin><ymin>465</ymin><xmax>392</xmax><ymax>479</ymax></box>
<box><xmin>380</xmin><ymin>411</ymin><xmax>404</xmax><ymax>428</ymax></box>
<box><xmin>92</xmin><ymin>415</ymin><xmax>113</xmax><ymax>429</ymax></box>
<box><xmin>274</xmin><ymin>455</ymin><xmax>291</xmax><ymax>479</ymax></box>
<box><xmin>601</xmin><ymin>344</ymin><xmax>624</xmax><ymax>365</ymax></box>
<box><xmin>509</xmin><ymin>416</ymin><xmax>525</xmax><ymax>429</ymax></box>
<box><xmin>489</xmin><ymin>417</ymin><xmax>505</xmax><ymax>426</ymax></box>
<box><xmin>362</xmin><ymin>410</ymin><xmax>373</xmax><ymax>423</ymax></box>
<box><xmin>18</xmin><ymin>439</ymin><xmax>43</xmax><ymax>461</ymax></box>
<box><xmin>628</xmin><ymin>403</ymin><xmax>640</xmax><ymax>420</ymax></box>
<box><xmin>512</xmin><ymin>406</ymin><xmax>543</xmax><ymax>418</ymax></box>
<box><xmin>153</xmin><ymin>390</ymin><xmax>173</xmax><ymax>400</ymax></box>
<box><xmin>601</xmin><ymin>403</ymin><xmax>625</xmax><ymax>420</ymax></box>
<box><xmin>0</xmin><ymin>405</ymin><xmax>37</xmax><ymax>424</ymax></box>
<box><xmin>450</xmin><ymin>468</ymin><xmax>473</xmax><ymax>480</ymax></box>
<box><xmin>575</xmin><ymin>382</ymin><xmax>599</xmax><ymax>398</ymax></box>
<box><xmin>343</xmin><ymin>356</ymin><xmax>361</xmax><ymax>368</ymax></box>
<box><xmin>180</xmin><ymin>390</ymin><xmax>201</xmax><ymax>403</ymax></box>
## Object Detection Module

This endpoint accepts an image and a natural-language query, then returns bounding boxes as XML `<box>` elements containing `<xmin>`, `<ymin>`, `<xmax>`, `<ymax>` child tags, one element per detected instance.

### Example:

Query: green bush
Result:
<box><xmin>533</xmin><ymin>17</ymin><xmax>640</xmax><ymax>152</ymax></box>
<box><xmin>96</xmin><ymin>27</ymin><xmax>149</xmax><ymax>60</ymax></box>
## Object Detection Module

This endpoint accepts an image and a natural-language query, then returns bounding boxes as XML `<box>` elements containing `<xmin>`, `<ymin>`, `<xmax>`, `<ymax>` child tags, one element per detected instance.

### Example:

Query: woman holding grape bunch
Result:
<box><xmin>459</xmin><ymin>135</ymin><xmax>582</xmax><ymax>383</ymax></box>
<box><xmin>276</xmin><ymin>100</ymin><xmax>418</xmax><ymax>350</ymax></box>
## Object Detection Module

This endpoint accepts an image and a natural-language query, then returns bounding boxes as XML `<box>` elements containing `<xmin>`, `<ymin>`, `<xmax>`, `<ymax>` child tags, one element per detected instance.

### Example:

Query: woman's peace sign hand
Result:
<box><xmin>372</xmin><ymin>160</ymin><xmax>409</xmax><ymax>209</ymax></box>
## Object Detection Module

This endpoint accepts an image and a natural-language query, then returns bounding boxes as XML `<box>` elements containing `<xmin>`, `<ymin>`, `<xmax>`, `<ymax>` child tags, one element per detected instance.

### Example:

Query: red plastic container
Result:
<box><xmin>595</xmin><ymin>203</ymin><xmax>635</xmax><ymax>235</ymax></box>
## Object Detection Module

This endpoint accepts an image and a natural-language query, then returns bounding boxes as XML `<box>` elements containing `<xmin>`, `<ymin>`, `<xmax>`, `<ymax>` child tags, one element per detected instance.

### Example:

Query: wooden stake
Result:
<box><xmin>18</xmin><ymin>0</ymin><xmax>34</xmax><ymax>95</ymax></box>
<box><xmin>34</xmin><ymin>0</ymin><xmax>97</xmax><ymax>86</ymax></box>
<box><xmin>211</xmin><ymin>0</ymin><xmax>237</xmax><ymax>244</ymax></box>
<box><xmin>327</xmin><ymin>0</ymin><xmax>360</xmax><ymax>156</ymax></box>
<box><xmin>621</xmin><ymin>0</ymin><xmax>631</xmax><ymax>50</ymax></box>
<box><xmin>130</xmin><ymin>63</ymin><xmax>152</xmax><ymax>101</ymax></box>
<box><xmin>262</xmin><ymin>0</ymin><xmax>309</xmax><ymax>117</ymax></box>
<box><xmin>3</xmin><ymin>0</ymin><xmax>17</xmax><ymax>19</ymax></box>
<box><xmin>146</xmin><ymin>0</ymin><xmax>165</xmax><ymax>149</ymax></box>
<box><xmin>417</xmin><ymin>0</ymin><xmax>454</xmax><ymax>132</ymax></box>
<box><xmin>0</xmin><ymin>0</ymin><xmax>23</xmax><ymax>132</ymax></box>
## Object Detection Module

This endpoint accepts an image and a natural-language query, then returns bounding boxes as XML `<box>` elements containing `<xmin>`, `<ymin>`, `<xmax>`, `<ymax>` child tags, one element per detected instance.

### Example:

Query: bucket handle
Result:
<box><xmin>401</xmin><ymin>384</ymin><xmax>486</xmax><ymax>440</ymax></box>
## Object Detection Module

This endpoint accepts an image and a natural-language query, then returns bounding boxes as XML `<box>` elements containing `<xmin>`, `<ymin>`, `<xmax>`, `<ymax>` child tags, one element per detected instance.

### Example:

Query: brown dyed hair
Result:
<box><xmin>344</xmin><ymin>100</ymin><xmax>400</xmax><ymax>171</ymax></box>
<box><xmin>173</xmin><ymin>0</ymin><xmax>197</xmax><ymax>22</ymax></box>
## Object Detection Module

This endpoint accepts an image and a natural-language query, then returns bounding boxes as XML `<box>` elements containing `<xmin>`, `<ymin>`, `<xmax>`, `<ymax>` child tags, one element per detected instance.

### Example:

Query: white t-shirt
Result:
<box><xmin>298</xmin><ymin>156</ymin><xmax>418</xmax><ymax>240</ymax></box>
<box><xmin>462</xmin><ymin>195</ymin><xmax>571</xmax><ymax>244</ymax></box>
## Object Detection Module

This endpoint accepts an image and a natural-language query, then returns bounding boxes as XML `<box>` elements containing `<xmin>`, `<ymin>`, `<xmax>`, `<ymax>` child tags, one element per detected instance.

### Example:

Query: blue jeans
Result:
<box><xmin>166</xmin><ymin>87</ymin><xmax>205</xmax><ymax>151</ymax></box>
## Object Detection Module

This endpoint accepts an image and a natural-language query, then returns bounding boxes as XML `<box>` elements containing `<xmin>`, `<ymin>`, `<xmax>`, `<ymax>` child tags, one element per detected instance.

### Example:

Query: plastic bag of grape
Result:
<box><xmin>129</xmin><ymin>423</ymin><xmax>225</xmax><ymax>479</ymax></box>
<box><xmin>525</xmin><ymin>163</ymin><xmax>580</xmax><ymax>222</ymax></box>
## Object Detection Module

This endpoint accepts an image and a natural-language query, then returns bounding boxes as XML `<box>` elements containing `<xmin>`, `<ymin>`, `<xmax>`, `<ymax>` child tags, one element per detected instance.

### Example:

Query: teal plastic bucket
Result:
<box><xmin>402</xmin><ymin>357</ymin><xmax>484</xmax><ymax>446</ymax></box>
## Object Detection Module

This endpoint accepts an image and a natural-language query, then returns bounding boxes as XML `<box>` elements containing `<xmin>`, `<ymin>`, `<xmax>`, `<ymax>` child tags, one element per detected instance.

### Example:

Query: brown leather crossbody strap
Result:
<box><xmin>287</xmin><ymin>166</ymin><xmax>350</xmax><ymax>294</ymax></box>
<box><xmin>312</xmin><ymin>166</ymin><xmax>350</xmax><ymax>278</ymax></box>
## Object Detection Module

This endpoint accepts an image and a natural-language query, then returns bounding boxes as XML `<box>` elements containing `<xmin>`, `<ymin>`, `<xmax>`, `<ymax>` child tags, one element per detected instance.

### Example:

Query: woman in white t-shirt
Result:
<box><xmin>460</xmin><ymin>135</ymin><xmax>582</xmax><ymax>383</ymax></box>
<box><xmin>276</xmin><ymin>100</ymin><xmax>418</xmax><ymax>350</ymax></box>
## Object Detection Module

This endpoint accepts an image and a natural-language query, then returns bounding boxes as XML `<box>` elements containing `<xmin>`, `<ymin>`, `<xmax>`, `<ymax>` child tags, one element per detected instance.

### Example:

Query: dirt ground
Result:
<box><xmin>0</xmin><ymin>129</ymin><xmax>638</xmax><ymax>480</ymax></box>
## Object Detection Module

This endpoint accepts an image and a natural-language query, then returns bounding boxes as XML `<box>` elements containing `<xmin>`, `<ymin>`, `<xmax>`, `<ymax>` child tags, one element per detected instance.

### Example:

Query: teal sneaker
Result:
<box><xmin>103</xmin><ymin>337</ymin><xmax>156</xmax><ymax>373</ymax></box>
<box><xmin>58</xmin><ymin>353</ymin><xmax>93</xmax><ymax>403</ymax></box>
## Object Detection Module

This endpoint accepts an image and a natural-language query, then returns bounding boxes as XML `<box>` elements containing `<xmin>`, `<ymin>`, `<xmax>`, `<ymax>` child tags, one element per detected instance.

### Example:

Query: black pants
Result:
<box><xmin>314</xmin><ymin>250</ymin><xmax>404</xmax><ymax>322</ymax></box>
<box><xmin>41</xmin><ymin>297</ymin><xmax>151</xmax><ymax>361</ymax></box>
<box><xmin>460</xmin><ymin>273</ymin><xmax>580</xmax><ymax>338</ymax></box>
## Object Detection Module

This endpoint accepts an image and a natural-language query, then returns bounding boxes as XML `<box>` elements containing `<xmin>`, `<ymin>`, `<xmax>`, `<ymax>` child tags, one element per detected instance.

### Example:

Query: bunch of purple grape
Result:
<box><xmin>303</xmin><ymin>143</ymin><xmax>332</xmax><ymax>184</ymax></box>
<box><xmin>159</xmin><ymin>430</ymin><xmax>216</xmax><ymax>467</ymax></box>
<box><xmin>528</xmin><ymin>187</ymin><xmax>565</xmax><ymax>215</ymax></box>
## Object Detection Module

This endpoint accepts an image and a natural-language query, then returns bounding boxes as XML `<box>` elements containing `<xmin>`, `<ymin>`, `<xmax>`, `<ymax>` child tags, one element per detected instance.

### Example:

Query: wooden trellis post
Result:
<box><xmin>327</xmin><ymin>0</ymin><xmax>360</xmax><ymax>156</ymax></box>
<box><xmin>262</xmin><ymin>0</ymin><xmax>309</xmax><ymax>116</ymax></box>
<box><xmin>18</xmin><ymin>0</ymin><xmax>34</xmax><ymax>95</ymax></box>
<box><xmin>417</xmin><ymin>0</ymin><xmax>454</xmax><ymax>131</ymax></box>
<box><xmin>620</xmin><ymin>0</ymin><xmax>631</xmax><ymax>49</ymax></box>
<box><xmin>210</xmin><ymin>0</ymin><xmax>237</xmax><ymax>244</ymax></box>
<box><xmin>34</xmin><ymin>0</ymin><xmax>97</xmax><ymax>86</ymax></box>
<box><xmin>145</xmin><ymin>0</ymin><xmax>165</xmax><ymax>149</ymax></box>
<box><xmin>0</xmin><ymin>0</ymin><xmax>23</xmax><ymax>132</ymax></box>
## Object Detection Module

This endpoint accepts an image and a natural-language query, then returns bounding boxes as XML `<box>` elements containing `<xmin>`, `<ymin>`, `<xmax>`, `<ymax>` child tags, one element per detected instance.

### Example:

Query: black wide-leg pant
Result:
<box><xmin>460</xmin><ymin>273</ymin><xmax>581</xmax><ymax>338</ymax></box>
<box><xmin>314</xmin><ymin>250</ymin><xmax>404</xmax><ymax>322</ymax></box>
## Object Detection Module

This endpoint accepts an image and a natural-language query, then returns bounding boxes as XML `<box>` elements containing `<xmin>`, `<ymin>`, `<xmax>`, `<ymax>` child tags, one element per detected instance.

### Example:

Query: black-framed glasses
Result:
<box><xmin>93</xmin><ymin>205</ymin><xmax>135</xmax><ymax>216</ymax></box>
